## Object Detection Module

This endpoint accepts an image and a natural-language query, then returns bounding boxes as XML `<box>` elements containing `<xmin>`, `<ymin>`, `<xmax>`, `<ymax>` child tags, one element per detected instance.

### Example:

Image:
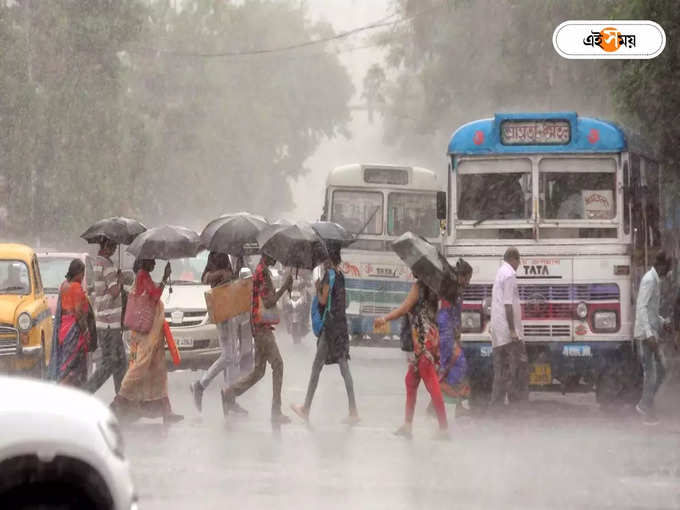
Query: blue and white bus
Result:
<box><xmin>446</xmin><ymin>112</ymin><xmax>661</xmax><ymax>404</ymax></box>
<box><xmin>321</xmin><ymin>163</ymin><xmax>442</xmax><ymax>344</ymax></box>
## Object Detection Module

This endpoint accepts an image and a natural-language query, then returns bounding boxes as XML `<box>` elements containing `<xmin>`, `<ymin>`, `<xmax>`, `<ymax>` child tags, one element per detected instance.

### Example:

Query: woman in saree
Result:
<box><xmin>429</xmin><ymin>259</ymin><xmax>473</xmax><ymax>417</ymax></box>
<box><xmin>112</xmin><ymin>259</ymin><xmax>183</xmax><ymax>425</ymax></box>
<box><xmin>48</xmin><ymin>259</ymin><xmax>94</xmax><ymax>387</ymax></box>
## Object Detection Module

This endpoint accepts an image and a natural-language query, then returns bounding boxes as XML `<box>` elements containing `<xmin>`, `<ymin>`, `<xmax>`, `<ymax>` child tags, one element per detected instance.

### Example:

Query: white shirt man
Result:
<box><xmin>490</xmin><ymin>260</ymin><xmax>523</xmax><ymax>347</ymax></box>
<box><xmin>634</xmin><ymin>253</ymin><xmax>672</xmax><ymax>424</ymax></box>
<box><xmin>489</xmin><ymin>247</ymin><xmax>528</xmax><ymax>410</ymax></box>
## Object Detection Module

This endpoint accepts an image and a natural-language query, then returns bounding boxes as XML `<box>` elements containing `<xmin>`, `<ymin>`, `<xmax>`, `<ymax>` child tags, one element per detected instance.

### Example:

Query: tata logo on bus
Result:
<box><xmin>553</xmin><ymin>21</ymin><xmax>665</xmax><ymax>59</ymax></box>
<box><xmin>522</xmin><ymin>265</ymin><xmax>550</xmax><ymax>277</ymax></box>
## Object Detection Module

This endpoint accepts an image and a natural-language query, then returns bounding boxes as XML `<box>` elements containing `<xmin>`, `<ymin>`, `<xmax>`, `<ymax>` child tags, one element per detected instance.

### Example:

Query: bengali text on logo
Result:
<box><xmin>553</xmin><ymin>20</ymin><xmax>665</xmax><ymax>59</ymax></box>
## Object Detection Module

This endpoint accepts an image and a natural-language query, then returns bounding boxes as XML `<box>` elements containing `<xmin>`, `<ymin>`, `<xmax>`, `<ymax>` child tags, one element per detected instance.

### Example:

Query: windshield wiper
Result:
<box><xmin>170</xmin><ymin>280</ymin><xmax>200</xmax><ymax>285</ymax></box>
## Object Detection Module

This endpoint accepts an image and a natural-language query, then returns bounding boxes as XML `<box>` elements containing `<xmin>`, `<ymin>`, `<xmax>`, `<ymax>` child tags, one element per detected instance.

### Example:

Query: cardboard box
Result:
<box><xmin>205</xmin><ymin>278</ymin><xmax>253</xmax><ymax>324</ymax></box>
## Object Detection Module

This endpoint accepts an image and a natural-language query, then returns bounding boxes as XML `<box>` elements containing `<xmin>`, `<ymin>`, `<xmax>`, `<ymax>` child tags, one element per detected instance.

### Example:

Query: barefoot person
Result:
<box><xmin>375</xmin><ymin>276</ymin><xmax>448</xmax><ymax>438</ymax></box>
<box><xmin>292</xmin><ymin>242</ymin><xmax>359</xmax><ymax>425</ymax></box>
<box><xmin>112</xmin><ymin>259</ymin><xmax>183</xmax><ymax>425</ymax></box>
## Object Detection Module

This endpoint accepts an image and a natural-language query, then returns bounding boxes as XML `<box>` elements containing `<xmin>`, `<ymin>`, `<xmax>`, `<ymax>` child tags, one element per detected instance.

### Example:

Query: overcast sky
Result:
<box><xmin>289</xmin><ymin>0</ymin><xmax>393</xmax><ymax>221</ymax></box>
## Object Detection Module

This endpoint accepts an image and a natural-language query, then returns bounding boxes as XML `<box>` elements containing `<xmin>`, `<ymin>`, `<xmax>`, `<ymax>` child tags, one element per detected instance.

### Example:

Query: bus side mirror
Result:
<box><xmin>436</xmin><ymin>191</ymin><xmax>447</xmax><ymax>220</ymax></box>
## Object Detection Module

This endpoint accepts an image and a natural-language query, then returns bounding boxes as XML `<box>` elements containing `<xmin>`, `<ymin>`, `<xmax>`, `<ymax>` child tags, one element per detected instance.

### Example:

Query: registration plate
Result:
<box><xmin>480</xmin><ymin>346</ymin><xmax>493</xmax><ymax>357</ymax></box>
<box><xmin>373</xmin><ymin>322</ymin><xmax>390</xmax><ymax>335</ymax></box>
<box><xmin>177</xmin><ymin>338</ymin><xmax>194</xmax><ymax>348</ymax></box>
<box><xmin>562</xmin><ymin>345</ymin><xmax>592</xmax><ymax>357</ymax></box>
<box><xmin>529</xmin><ymin>363</ymin><xmax>552</xmax><ymax>386</ymax></box>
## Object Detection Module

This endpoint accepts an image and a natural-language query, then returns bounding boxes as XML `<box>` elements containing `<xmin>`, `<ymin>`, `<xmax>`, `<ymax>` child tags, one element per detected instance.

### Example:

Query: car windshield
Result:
<box><xmin>457</xmin><ymin>158</ymin><xmax>533</xmax><ymax>221</ymax></box>
<box><xmin>0</xmin><ymin>260</ymin><xmax>31</xmax><ymax>295</ymax></box>
<box><xmin>331</xmin><ymin>190</ymin><xmax>383</xmax><ymax>235</ymax></box>
<box><xmin>150</xmin><ymin>253</ymin><xmax>208</xmax><ymax>285</ymax></box>
<box><xmin>37</xmin><ymin>257</ymin><xmax>71</xmax><ymax>293</ymax></box>
<box><xmin>387</xmin><ymin>192</ymin><xmax>438</xmax><ymax>238</ymax></box>
<box><xmin>539</xmin><ymin>158</ymin><xmax>617</xmax><ymax>220</ymax></box>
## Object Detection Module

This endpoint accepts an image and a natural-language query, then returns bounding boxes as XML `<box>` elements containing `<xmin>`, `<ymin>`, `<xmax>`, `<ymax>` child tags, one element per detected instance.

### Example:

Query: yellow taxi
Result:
<box><xmin>0</xmin><ymin>244</ymin><xmax>53</xmax><ymax>376</ymax></box>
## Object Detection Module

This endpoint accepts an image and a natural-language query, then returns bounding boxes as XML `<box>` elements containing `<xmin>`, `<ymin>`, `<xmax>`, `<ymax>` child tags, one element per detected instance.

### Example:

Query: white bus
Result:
<box><xmin>446</xmin><ymin>112</ymin><xmax>662</xmax><ymax>406</ymax></box>
<box><xmin>321</xmin><ymin>163</ymin><xmax>442</xmax><ymax>344</ymax></box>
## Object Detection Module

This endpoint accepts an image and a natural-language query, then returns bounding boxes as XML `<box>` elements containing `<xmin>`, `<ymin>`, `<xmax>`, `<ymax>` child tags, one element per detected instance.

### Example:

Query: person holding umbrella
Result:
<box><xmin>190</xmin><ymin>252</ymin><xmax>247</xmax><ymax>414</ymax></box>
<box><xmin>221</xmin><ymin>252</ymin><xmax>293</xmax><ymax>424</ymax></box>
<box><xmin>83</xmin><ymin>238</ymin><xmax>127</xmax><ymax>395</ymax></box>
<box><xmin>291</xmin><ymin>241</ymin><xmax>360</xmax><ymax>425</ymax></box>
<box><xmin>374</xmin><ymin>232</ymin><xmax>457</xmax><ymax>439</ymax></box>
<box><xmin>112</xmin><ymin>258</ymin><xmax>183</xmax><ymax>425</ymax></box>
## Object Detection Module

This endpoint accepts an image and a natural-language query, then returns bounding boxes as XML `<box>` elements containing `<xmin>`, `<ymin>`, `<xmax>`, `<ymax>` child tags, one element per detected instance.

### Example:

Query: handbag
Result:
<box><xmin>312</xmin><ymin>269</ymin><xmax>336</xmax><ymax>337</ymax></box>
<box><xmin>253</xmin><ymin>295</ymin><xmax>280</xmax><ymax>325</ymax></box>
<box><xmin>123</xmin><ymin>291</ymin><xmax>156</xmax><ymax>333</ymax></box>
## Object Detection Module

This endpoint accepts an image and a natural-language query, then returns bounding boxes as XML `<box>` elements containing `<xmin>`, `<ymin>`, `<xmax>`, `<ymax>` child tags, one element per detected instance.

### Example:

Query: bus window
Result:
<box><xmin>331</xmin><ymin>190</ymin><xmax>383</xmax><ymax>235</ymax></box>
<box><xmin>457</xmin><ymin>159</ymin><xmax>532</xmax><ymax>221</ymax></box>
<box><xmin>387</xmin><ymin>192</ymin><xmax>438</xmax><ymax>238</ymax></box>
<box><xmin>539</xmin><ymin>158</ymin><xmax>616</xmax><ymax>220</ymax></box>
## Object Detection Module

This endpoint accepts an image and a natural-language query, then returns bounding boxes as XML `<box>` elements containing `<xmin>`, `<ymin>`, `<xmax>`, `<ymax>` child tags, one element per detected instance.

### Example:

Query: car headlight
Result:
<box><xmin>482</xmin><ymin>297</ymin><xmax>492</xmax><ymax>317</ymax></box>
<box><xmin>575</xmin><ymin>302</ymin><xmax>588</xmax><ymax>320</ymax></box>
<box><xmin>461</xmin><ymin>311</ymin><xmax>482</xmax><ymax>333</ymax></box>
<box><xmin>17</xmin><ymin>312</ymin><xmax>32</xmax><ymax>332</ymax></box>
<box><xmin>593</xmin><ymin>311</ymin><xmax>617</xmax><ymax>332</ymax></box>
<box><xmin>98</xmin><ymin>417</ymin><xmax>125</xmax><ymax>459</ymax></box>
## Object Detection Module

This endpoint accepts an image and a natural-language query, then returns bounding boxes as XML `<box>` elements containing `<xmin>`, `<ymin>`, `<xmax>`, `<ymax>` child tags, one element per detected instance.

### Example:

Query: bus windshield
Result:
<box><xmin>539</xmin><ymin>158</ymin><xmax>616</xmax><ymax>220</ymax></box>
<box><xmin>457</xmin><ymin>159</ymin><xmax>532</xmax><ymax>221</ymax></box>
<box><xmin>388</xmin><ymin>192</ymin><xmax>438</xmax><ymax>238</ymax></box>
<box><xmin>331</xmin><ymin>190</ymin><xmax>383</xmax><ymax>235</ymax></box>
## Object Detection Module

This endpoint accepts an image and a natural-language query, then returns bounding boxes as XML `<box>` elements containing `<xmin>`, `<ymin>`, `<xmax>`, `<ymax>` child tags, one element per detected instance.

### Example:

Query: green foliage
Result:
<box><xmin>373</xmin><ymin>0</ymin><xmax>618</xmax><ymax>166</ymax></box>
<box><xmin>611</xmin><ymin>0</ymin><xmax>680</xmax><ymax>210</ymax></box>
<box><xmin>0</xmin><ymin>0</ymin><xmax>352</xmax><ymax>247</ymax></box>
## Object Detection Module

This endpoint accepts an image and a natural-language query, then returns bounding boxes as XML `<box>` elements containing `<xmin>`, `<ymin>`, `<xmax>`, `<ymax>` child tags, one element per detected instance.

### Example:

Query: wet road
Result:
<box><xmin>96</xmin><ymin>335</ymin><xmax>680</xmax><ymax>509</ymax></box>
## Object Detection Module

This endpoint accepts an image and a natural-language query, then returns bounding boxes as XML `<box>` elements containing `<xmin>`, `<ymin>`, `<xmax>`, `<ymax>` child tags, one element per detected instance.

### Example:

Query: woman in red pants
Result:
<box><xmin>375</xmin><ymin>277</ymin><xmax>448</xmax><ymax>439</ymax></box>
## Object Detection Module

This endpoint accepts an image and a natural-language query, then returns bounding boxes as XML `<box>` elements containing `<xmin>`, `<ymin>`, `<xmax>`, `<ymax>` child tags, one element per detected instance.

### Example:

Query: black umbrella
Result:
<box><xmin>80</xmin><ymin>216</ymin><xmax>147</xmax><ymax>245</ymax></box>
<box><xmin>311</xmin><ymin>221</ymin><xmax>355</xmax><ymax>247</ymax></box>
<box><xmin>200</xmin><ymin>212</ymin><xmax>269</xmax><ymax>256</ymax></box>
<box><xmin>127</xmin><ymin>225</ymin><xmax>201</xmax><ymax>260</ymax></box>
<box><xmin>256</xmin><ymin>222</ymin><xmax>328</xmax><ymax>270</ymax></box>
<box><xmin>391</xmin><ymin>231</ymin><xmax>457</xmax><ymax>299</ymax></box>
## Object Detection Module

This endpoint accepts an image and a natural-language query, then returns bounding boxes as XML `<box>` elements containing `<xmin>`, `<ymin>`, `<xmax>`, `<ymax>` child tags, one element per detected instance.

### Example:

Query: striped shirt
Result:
<box><xmin>94</xmin><ymin>255</ymin><xmax>122</xmax><ymax>328</ymax></box>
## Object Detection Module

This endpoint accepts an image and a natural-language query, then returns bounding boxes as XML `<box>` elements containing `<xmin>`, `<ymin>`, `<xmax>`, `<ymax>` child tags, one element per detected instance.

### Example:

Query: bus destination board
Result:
<box><xmin>501</xmin><ymin>120</ymin><xmax>570</xmax><ymax>145</ymax></box>
<box><xmin>364</xmin><ymin>168</ymin><xmax>409</xmax><ymax>185</ymax></box>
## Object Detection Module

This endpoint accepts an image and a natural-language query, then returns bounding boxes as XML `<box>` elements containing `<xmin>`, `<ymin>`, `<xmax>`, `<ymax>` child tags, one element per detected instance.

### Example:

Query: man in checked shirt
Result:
<box><xmin>84</xmin><ymin>239</ymin><xmax>128</xmax><ymax>394</ymax></box>
<box><xmin>221</xmin><ymin>253</ymin><xmax>293</xmax><ymax>424</ymax></box>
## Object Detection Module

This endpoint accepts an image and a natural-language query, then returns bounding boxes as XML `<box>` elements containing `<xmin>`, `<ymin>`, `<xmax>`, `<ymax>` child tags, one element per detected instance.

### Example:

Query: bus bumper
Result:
<box><xmin>463</xmin><ymin>340</ymin><xmax>636</xmax><ymax>393</ymax></box>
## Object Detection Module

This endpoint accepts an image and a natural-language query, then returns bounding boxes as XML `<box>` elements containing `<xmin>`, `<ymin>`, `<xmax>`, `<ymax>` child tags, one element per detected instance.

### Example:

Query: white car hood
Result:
<box><xmin>161</xmin><ymin>283</ymin><xmax>209</xmax><ymax>312</ymax></box>
<box><xmin>0</xmin><ymin>375</ymin><xmax>110</xmax><ymax>422</ymax></box>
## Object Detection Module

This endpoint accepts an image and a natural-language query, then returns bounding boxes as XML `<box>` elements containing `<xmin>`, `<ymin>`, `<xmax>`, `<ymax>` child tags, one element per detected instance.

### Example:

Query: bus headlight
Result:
<box><xmin>593</xmin><ymin>311</ymin><xmax>617</xmax><ymax>332</ymax></box>
<box><xmin>482</xmin><ymin>297</ymin><xmax>492</xmax><ymax>317</ymax></box>
<box><xmin>575</xmin><ymin>302</ymin><xmax>588</xmax><ymax>320</ymax></box>
<box><xmin>461</xmin><ymin>311</ymin><xmax>482</xmax><ymax>333</ymax></box>
<box><xmin>17</xmin><ymin>313</ymin><xmax>32</xmax><ymax>332</ymax></box>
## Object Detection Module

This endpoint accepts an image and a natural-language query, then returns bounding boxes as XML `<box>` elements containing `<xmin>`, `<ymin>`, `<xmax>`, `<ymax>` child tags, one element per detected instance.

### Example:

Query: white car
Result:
<box><xmin>0</xmin><ymin>376</ymin><xmax>137</xmax><ymax>509</ymax></box>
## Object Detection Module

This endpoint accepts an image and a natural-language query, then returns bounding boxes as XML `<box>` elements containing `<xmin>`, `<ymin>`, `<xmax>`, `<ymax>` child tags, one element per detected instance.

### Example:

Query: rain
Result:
<box><xmin>0</xmin><ymin>1</ymin><xmax>679</xmax><ymax>509</ymax></box>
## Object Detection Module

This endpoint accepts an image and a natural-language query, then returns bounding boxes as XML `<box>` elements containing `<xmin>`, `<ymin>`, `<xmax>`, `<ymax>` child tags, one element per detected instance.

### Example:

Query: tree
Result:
<box><xmin>0</xmin><ymin>0</ymin><xmax>146</xmax><ymax>246</ymax></box>
<box><xmin>372</xmin><ymin>0</ymin><xmax>618</xmax><ymax>167</ymax></box>
<box><xmin>125</xmin><ymin>0</ymin><xmax>353</xmax><ymax>227</ymax></box>
<box><xmin>611</xmin><ymin>0</ymin><xmax>680</xmax><ymax>243</ymax></box>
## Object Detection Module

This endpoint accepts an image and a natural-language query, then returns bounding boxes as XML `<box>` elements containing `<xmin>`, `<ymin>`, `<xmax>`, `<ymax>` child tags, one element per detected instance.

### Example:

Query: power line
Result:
<box><xmin>125</xmin><ymin>1</ymin><xmax>447</xmax><ymax>59</ymax></box>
